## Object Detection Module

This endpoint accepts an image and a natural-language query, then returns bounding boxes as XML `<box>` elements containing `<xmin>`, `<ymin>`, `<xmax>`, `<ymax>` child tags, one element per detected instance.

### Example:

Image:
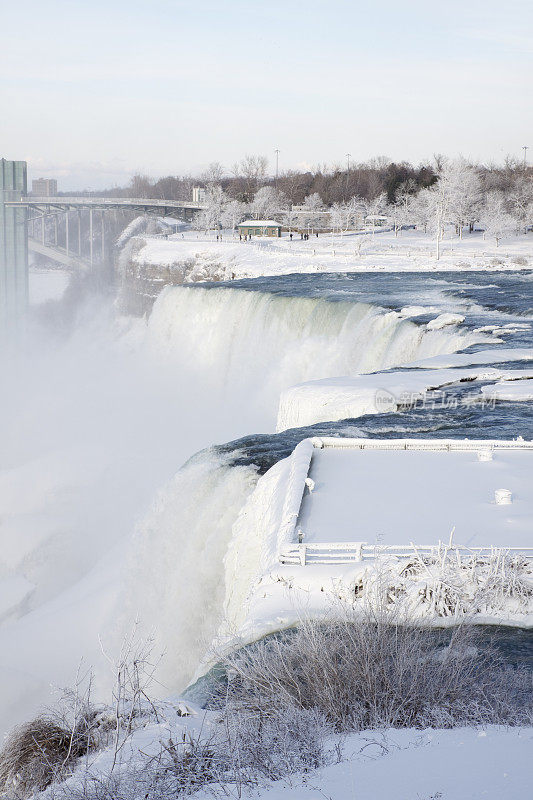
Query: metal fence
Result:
<box><xmin>279</xmin><ymin>542</ymin><xmax>533</xmax><ymax>566</ymax></box>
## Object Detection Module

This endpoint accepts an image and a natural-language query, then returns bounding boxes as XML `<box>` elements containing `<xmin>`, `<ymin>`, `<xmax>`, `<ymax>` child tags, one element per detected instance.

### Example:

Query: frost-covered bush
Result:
<box><xmin>218</xmin><ymin>612</ymin><xmax>533</xmax><ymax>732</ymax></box>
<box><xmin>222</xmin><ymin>702</ymin><xmax>328</xmax><ymax>781</ymax></box>
<box><xmin>377</xmin><ymin>550</ymin><xmax>533</xmax><ymax>618</ymax></box>
<box><xmin>6</xmin><ymin>610</ymin><xmax>532</xmax><ymax>800</ymax></box>
<box><xmin>0</xmin><ymin>707</ymin><xmax>105</xmax><ymax>799</ymax></box>
<box><xmin>35</xmin><ymin>704</ymin><xmax>329</xmax><ymax>800</ymax></box>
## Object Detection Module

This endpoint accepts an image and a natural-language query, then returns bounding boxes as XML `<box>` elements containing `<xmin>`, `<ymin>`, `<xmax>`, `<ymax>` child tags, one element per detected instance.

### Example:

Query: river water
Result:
<box><xmin>0</xmin><ymin>267</ymin><xmax>531</xmax><ymax>736</ymax></box>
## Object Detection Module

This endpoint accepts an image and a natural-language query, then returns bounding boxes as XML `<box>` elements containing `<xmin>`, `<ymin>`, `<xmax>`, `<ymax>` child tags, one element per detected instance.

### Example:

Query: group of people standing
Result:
<box><xmin>289</xmin><ymin>232</ymin><xmax>319</xmax><ymax>241</ymax></box>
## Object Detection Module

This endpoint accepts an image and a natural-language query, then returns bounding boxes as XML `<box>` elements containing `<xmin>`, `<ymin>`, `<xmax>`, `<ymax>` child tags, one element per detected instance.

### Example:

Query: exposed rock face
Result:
<box><xmin>117</xmin><ymin>238</ymin><xmax>232</xmax><ymax>315</ymax></box>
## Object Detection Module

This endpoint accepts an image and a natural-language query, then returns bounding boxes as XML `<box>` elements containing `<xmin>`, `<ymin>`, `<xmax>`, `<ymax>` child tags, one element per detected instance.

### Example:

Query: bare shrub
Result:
<box><xmin>218</xmin><ymin>610</ymin><xmax>533</xmax><ymax>732</ymax></box>
<box><xmin>8</xmin><ymin>616</ymin><xmax>532</xmax><ymax>799</ymax></box>
<box><xmin>42</xmin><ymin>703</ymin><xmax>329</xmax><ymax>800</ymax></box>
<box><xmin>222</xmin><ymin>702</ymin><xmax>328</xmax><ymax>782</ymax></box>
<box><xmin>0</xmin><ymin>708</ymin><xmax>100</xmax><ymax>799</ymax></box>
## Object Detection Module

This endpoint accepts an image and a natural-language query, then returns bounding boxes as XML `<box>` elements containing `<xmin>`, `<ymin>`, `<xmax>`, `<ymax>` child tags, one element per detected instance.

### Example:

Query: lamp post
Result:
<box><xmin>523</xmin><ymin>146</ymin><xmax>529</xmax><ymax>169</ymax></box>
<box><xmin>345</xmin><ymin>153</ymin><xmax>351</xmax><ymax>201</ymax></box>
<box><xmin>275</xmin><ymin>149</ymin><xmax>280</xmax><ymax>188</ymax></box>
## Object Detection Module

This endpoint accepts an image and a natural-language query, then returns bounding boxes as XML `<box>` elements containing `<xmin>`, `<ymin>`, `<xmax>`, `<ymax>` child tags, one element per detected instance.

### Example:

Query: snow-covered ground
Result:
<box><xmin>232</xmin><ymin>726</ymin><xmax>533</xmax><ymax>800</ymax></box>
<box><xmin>130</xmin><ymin>228</ymin><xmax>533</xmax><ymax>281</ymax></box>
<box><xmin>296</xmin><ymin>440</ymin><xmax>533</xmax><ymax>549</ymax></box>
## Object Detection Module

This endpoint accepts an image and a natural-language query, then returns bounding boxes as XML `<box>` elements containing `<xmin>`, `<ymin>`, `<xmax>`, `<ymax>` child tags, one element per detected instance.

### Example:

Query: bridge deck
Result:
<box><xmin>6</xmin><ymin>196</ymin><xmax>205</xmax><ymax>213</ymax></box>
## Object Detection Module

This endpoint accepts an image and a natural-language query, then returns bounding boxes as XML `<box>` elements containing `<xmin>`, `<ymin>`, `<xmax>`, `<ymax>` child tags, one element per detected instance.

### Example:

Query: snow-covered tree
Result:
<box><xmin>220</xmin><ymin>198</ymin><xmax>246</xmax><ymax>231</ymax></box>
<box><xmin>410</xmin><ymin>189</ymin><xmax>432</xmax><ymax>234</ymax></box>
<box><xmin>479</xmin><ymin>191</ymin><xmax>516</xmax><ymax>247</ymax></box>
<box><xmin>193</xmin><ymin>185</ymin><xmax>226</xmax><ymax>231</ymax></box>
<box><xmin>414</xmin><ymin>159</ymin><xmax>484</xmax><ymax>258</ymax></box>
<box><xmin>232</xmin><ymin>154</ymin><xmax>269</xmax><ymax>195</ymax></box>
<box><xmin>438</xmin><ymin>159</ymin><xmax>482</xmax><ymax>237</ymax></box>
<box><xmin>508</xmin><ymin>176</ymin><xmax>533</xmax><ymax>233</ymax></box>
<box><xmin>250</xmin><ymin>186</ymin><xmax>286</xmax><ymax>219</ymax></box>
<box><xmin>386</xmin><ymin>185</ymin><xmax>417</xmax><ymax>236</ymax></box>
<box><xmin>297</xmin><ymin>192</ymin><xmax>327</xmax><ymax>231</ymax></box>
<box><xmin>416</xmin><ymin>181</ymin><xmax>448</xmax><ymax>259</ymax></box>
<box><xmin>201</xmin><ymin>161</ymin><xmax>224</xmax><ymax>185</ymax></box>
<box><xmin>330</xmin><ymin>197</ymin><xmax>364</xmax><ymax>233</ymax></box>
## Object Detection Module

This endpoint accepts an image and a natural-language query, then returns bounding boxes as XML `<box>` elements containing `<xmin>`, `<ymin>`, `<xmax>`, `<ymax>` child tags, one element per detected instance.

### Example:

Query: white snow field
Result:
<box><xmin>295</xmin><ymin>439</ymin><xmax>533</xmax><ymax>549</ymax></box>
<box><xmin>129</xmin><ymin>227</ymin><xmax>533</xmax><ymax>280</ymax></box>
<box><xmin>226</xmin><ymin>727</ymin><xmax>533</xmax><ymax>800</ymax></box>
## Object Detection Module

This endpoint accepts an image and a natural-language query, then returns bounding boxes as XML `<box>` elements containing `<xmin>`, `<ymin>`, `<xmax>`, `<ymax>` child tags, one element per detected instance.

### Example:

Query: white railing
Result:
<box><xmin>279</xmin><ymin>542</ymin><xmax>533</xmax><ymax>566</ymax></box>
<box><xmin>8</xmin><ymin>197</ymin><xmax>205</xmax><ymax>210</ymax></box>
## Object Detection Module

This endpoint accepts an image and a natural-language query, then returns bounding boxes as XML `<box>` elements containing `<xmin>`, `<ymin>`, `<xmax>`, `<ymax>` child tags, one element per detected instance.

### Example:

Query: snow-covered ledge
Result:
<box><xmin>276</xmin><ymin>436</ymin><xmax>533</xmax><ymax>563</ymax></box>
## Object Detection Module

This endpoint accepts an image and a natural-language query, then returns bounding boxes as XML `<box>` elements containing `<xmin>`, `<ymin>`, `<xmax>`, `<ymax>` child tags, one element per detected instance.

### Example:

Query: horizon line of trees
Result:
<box><xmin>98</xmin><ymin>154</ymin><xmax>532</xmax><ymax>258</ymax></box>
<box><xmin>98</xmin><ymin>153</ymin><xmax>531</xmax><ymax>207</ymax></box>
<box><xmin>190</xmin><ymin>157</ymin><xmax>533</xmax><ymax>257</ymax></box>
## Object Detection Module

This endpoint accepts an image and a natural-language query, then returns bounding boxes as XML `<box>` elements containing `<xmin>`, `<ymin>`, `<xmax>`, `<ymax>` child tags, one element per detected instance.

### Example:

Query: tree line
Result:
<box><xmin>102</xmin><ymin>155</ymin><xmax>532</xmax><ymax>255</ymax></box>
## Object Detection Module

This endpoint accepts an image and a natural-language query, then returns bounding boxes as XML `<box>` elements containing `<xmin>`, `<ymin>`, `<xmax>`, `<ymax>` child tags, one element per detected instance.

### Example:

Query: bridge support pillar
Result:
<box><xmin>0</xmin><ymin>159</ymin><xmax>28</xmax><ymax>334</ymax></box>
<box><xmin>89</xmin><ymin>208</ymin><xmax>93</xmax><ymax>266</ymax></box>
<box><xmin>41</xmin><ymin>214</ymin><xmax>45</xmax><ymax>245</ymax></box>
<box><xmin>101</xmin><ymin>210</ymin><xmax>105</xmax><ymax>262</ymax></box>
<box><xmin>54</xmin><ymin>214</ymin><xmax>58</xmax><ymax>246</ymax></box>
<box><xmin>65</xmin><ymin>211</ymin><xmax>70</xmax><ymax>256</ymax></box>
<box><xmin>77</xmin><ymin>210</ymin><xmax>82</xmax><ymax>256</ymax></box>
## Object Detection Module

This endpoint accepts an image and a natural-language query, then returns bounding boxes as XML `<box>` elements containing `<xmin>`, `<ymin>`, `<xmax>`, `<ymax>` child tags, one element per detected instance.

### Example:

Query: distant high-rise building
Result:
<box><xmin>32</xmin><ymin>177</ymin><xmax>57</xmax><ymax>196</ymax></box>
<box><xmin>1</xmin><ymin>159</ymin><xmax>28</xmax><ymax>332</ymax></box>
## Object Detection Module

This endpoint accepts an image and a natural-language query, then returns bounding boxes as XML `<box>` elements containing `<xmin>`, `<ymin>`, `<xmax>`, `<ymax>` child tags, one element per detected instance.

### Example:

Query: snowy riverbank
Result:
<box><xmin>128</xmin><ymin>228</ymin><xmax>533</xmax><ymax>283</ymax></box>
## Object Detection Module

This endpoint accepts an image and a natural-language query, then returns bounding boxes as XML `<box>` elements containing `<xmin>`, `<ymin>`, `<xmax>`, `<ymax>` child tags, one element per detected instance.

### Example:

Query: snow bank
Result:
<box><xmin>131</xmin><ymin>228</ymin><xmax>533</xmax><ymax>279</ymax></box>
<box><xmin>249</xmin><ymin>727</ymin><xmax>533</xmax><ymax>800</ymax></box>
<box><xmin>214</xmin><ymin>438</ymin><xmax>533</xmax><ymax>650</ymax></box>
<box><xmin>277</xmin><ymin>366</ymin><xmax>533</xmax><ymax>430</ymax></box>
<box><xmin>482</xmin><ymin>378</ymin><xmax>533</xmax><ymax>401</ymax></box>
<box><xmin>427</xmin><ymin>312</ymin><xmax>465</xmax><ymax>330</ymax></box>
<box><xmin>411</xmin><ymin>347</ymin><xmax>533</xmax><ymax>369</ymax></box>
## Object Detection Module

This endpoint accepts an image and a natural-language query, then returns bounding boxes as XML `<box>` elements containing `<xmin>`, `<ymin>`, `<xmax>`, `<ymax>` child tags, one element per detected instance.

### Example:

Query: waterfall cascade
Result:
<box><xmin>0</xmin><ymin>278</ymin><xmax>489</xmax><ymax>735</ymax></box>
<box><xmin>148</xmin><ymin>285</ymin><xmax>482</xmax><ymax>426</ymax></box>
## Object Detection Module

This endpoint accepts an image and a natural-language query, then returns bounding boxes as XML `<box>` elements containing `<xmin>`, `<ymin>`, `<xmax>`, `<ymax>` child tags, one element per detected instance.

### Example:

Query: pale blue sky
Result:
<box><xmin>1</xmin><ymin>0</ymin><xmax>531</xmax><ymax>189</ymax></box>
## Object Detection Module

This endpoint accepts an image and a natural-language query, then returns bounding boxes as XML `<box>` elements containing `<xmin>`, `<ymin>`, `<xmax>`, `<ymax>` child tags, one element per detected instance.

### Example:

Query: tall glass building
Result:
<box><xmin>0</xmin><ymin>159</ymin><xmax>28</xmax><ymax>334</ymax></box>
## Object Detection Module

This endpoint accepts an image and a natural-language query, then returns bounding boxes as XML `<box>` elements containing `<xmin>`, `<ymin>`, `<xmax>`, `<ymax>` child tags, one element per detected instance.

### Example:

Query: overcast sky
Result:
<box><xmin>2</xmin><ymin>0</ymin><xmax>531</xmax><ymax>190</ymax></box>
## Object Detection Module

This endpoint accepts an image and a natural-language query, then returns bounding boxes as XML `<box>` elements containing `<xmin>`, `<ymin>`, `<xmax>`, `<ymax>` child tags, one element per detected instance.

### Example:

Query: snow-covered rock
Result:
<box><xmin>427</xmin><ymin>312</ymin><xmax>465</xmax><ymax>330</ymax></box>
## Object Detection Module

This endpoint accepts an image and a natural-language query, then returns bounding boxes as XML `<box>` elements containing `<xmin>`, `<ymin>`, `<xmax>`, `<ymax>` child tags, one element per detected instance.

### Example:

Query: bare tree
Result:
<box><xmin>233</xmin><ymin>155</ymin><xmax>269</xmax><ymax>197</ymax></box>
<box><xmin>201</xmin><ymin>162</ymin><xmax>225</xmax><ymax>185</ymax></box>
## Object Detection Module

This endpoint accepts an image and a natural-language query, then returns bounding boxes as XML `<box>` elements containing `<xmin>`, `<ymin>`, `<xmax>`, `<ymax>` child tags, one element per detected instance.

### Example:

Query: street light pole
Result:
<box><xmin>275</xmin><ymin>149</ymin><xmax>280</xmax><ymax>188</ymax></box>
<box><xmin>345</xmin><ymin>153</ymin><xmax>351</xmax><ymax>200</ymax></box>
<box><xmin>523</xmin><ymin>146</ymin><xmax>529</xmax><ymax>169</ymax></box>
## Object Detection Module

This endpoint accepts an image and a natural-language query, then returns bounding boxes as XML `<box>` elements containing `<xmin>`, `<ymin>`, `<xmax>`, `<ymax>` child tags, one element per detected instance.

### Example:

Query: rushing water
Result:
<box><xmin>0</xmin><ymin>268</ymin><xmax>531</xmax><ymax>737</ymax></box>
